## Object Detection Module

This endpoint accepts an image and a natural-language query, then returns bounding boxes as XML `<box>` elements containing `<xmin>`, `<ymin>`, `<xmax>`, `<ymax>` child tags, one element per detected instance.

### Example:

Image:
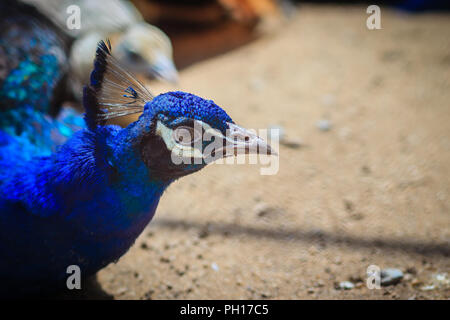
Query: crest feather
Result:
<box><xmin>83</xmin><ymin>40</ymin><xmax>154</xmax><ymax>130</ymax></box>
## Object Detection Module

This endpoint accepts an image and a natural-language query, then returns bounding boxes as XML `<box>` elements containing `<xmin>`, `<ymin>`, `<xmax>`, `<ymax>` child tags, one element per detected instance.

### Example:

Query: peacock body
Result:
<box><xmin>0</xmin><ymin>21</ymin><xmax>272</xmax><ymax>294</ymax></box>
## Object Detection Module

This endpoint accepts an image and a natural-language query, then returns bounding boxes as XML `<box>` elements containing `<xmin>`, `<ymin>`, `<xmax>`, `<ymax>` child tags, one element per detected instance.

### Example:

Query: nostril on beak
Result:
<box><xmin>224</xmin><ymin>122</ymin><xmax>277</xmax><ymax>156</ymax></box>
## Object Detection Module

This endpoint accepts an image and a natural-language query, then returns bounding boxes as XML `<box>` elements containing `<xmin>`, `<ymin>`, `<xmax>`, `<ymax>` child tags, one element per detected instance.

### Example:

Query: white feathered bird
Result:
<box><xmin>22</xmin><ymin>0</ymin><xmax>178</xmax><ymax>100</ymax></box>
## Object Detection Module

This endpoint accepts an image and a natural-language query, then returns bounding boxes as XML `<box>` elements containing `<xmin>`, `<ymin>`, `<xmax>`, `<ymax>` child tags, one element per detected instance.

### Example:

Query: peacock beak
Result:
<box><xmin>220</xmin><ymin>123</ymin><xmax>277</xmax><ymax>157</ymax></box>
<box><xmin>149</xmin><ymin>52</ymin><xmax>179</xmax><ymax>84</ymax></box>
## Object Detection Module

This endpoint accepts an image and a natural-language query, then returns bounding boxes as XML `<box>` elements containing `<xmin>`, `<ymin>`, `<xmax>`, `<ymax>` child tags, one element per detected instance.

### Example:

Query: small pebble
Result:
<box><xmin>280</xmin><ymin>138</ymin><xmax>303</xmax><ymax>149</ymax></box>
<box><xmin>198</xmin><ymin>228</ymin><xmax>209</xmax><ymax>239</ymax></box>
<box><xmin>116</xmin><ymin>287</ymin><xmax>127</xmax><ymax>295</ymax></box>
<box><xmin>420</xmin><ymin>284</ymin><xmax>435</xmax><ymax>291</ymax></box>
<box><xmin>160</xmin><ymin>257</ymin><xmax>170</xmax><ymax>263</ymax></box>
<box><xmin>381</xmin><ymin>268</ymin><xmax>404</xmax><ymax>286</ymax></box>
<box><xmin>361</xmin><ymin>166</ymin><xmax>371</xmax><ymax>175</ymax></box>
<box><xmin>411</xmin><ymin>278</ymin><xmax>422</xmax><ymax>287</ymax></box>
<box><xmin>338</xmin><ymin>281</ymin><xmax>355</xmax><ymax>290</ymax></box>
<box><xmin>403</xmin><ymin>273</ymin><xmax>413</xmax><ymax>281</ymax></box>
<box><xmin>211</xmin><ymin>262</ymin><xmax>219</xmax><ymax>272</ymax></box>
<box><xmin>343</xmin><ymin>199</ymin><xmax>354</xmax><ymax>212</ymax></box>
<box><xmin>253</xmin><ymin>203</ymin><xmax>281</xmax><ymax>218</ymax></box>
<box><xmin>333</xmin><ymin>256</ymin><xmax>342</xmax><ymax>265</ymax></box>
<box><xmin>350</xmin><ymin>212</ymin><xmax>365</xmax><ymax>221</ymax></box>
<box><xmin>317</xmin><ymin>119</ymin><xmax>332</xmax><ymax>131</ymax></box>
<box><xmin>434</xmin><ymin>273</ymin><xmax>449</xmax><ymax>285</ymax></box>
<box><xmin>314</xmin><ymin>281</ymin><xmax>325</xmax><ymax>288</ymax></box>
<box><xmin>140</xmin><ymin>242</ymin><xmax>148</xmax><ymax>250</ymax></box>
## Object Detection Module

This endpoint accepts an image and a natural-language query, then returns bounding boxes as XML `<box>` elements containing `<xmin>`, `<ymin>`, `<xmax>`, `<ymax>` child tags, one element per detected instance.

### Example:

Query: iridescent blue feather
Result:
<box><xmin>0</xmin><ymin>22</ymin><xmax>234</xmax><ymax>295</ymax></box>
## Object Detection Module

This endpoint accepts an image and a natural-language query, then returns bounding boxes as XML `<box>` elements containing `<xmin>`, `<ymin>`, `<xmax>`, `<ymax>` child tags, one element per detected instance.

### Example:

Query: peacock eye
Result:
<box><xmin>126</xmin><ymin>49</ymin><xmax>141</xmax><ymax>62</ymax></box>
<box><xmin>173</xmin><ymin>126</ymin><xmax>202</xmax><ymax>146</ymax></box>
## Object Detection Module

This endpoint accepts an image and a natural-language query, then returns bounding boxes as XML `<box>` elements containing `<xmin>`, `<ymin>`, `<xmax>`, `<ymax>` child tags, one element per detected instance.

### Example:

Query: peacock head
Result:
<box><xmin>84</xmin><ymin>41</ymin><xmax>274</xmax><ymax>182</ymax></box>
<box><xmin>113</xmin><ymin>23</ymin><xmax>178</xmax><ymax>84</ymax></box>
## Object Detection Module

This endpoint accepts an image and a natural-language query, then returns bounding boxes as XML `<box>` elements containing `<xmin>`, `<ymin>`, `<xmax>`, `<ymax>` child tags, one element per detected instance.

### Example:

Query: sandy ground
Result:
<box><xmin>74</xmin><ymin>5</ymin><xmax>449</xmax><ymax>299</ymax></box>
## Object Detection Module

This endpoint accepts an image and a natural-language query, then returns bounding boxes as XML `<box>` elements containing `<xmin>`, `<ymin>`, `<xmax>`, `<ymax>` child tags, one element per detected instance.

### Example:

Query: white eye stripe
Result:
<box><xmin>155</xmin><ymin>120</ymin><xmax>176</xmax><ymax>150</ymax></box>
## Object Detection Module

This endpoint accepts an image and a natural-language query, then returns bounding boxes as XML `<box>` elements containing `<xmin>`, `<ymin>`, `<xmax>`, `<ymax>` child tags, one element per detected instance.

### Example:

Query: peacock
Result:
<box><xmin>0</xmin><ymin>31</ymin><xmax>273</xmax><ymax>296</ymax></box>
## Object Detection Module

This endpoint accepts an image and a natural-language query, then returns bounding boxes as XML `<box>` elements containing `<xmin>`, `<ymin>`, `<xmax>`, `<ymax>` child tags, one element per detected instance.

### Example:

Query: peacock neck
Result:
<box><xmin>8</xmin><ymin>125</ymin><xmax>171</xmax><ymax>239</ymax></box>
<box><xmin>65</xmin><ymin>125</ymin><xmax>171</xmax><ymax>238</ymax></box>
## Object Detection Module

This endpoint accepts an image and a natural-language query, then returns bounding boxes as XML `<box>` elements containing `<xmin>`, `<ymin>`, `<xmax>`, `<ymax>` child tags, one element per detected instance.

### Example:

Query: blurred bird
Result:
<box><xmin>0</xmin><ymin>39</ymin><xmax>274</xmax><ymax>295</ymax></box>
<box><xmin>21</xmin><ymin>0</ymin><xmax>178</xmax><ymax>101</ymax></box>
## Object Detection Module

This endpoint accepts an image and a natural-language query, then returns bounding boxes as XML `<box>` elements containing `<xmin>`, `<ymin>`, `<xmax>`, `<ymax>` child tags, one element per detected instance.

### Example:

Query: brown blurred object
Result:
<box><xmin>219</xmin><ymin>0</ymin><xmax>279</xmax><ymax>22</ymax></box>
<box><xmin>131</xmin><ymin>0</ymin><xmax>281</xmax><ymax>68</ymax></box>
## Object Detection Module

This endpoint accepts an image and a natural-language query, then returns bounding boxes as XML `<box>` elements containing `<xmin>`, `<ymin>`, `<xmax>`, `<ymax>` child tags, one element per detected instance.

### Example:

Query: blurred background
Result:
<box><xmin>32</xmin><ymin>0</ymin><xmax>450</xmax><ymax>299</ymax></box>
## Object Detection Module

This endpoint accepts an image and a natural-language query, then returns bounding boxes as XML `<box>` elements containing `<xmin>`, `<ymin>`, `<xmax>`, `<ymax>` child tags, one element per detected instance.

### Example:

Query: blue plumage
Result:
<box><xmin>1</xmin><ymin>123</ymin><xmax>166</xmax><ymax>294</ymax></box>
<box><xmin>144</xmin><ymin>91</ymin><xmax>233</xmax><ymax>134</ymax></box>
<box><xmin>0</xmin><ymin>11</ymin><xmax>273</xmax><ymax>293</ymax></box>
<box><xmin>0</xmin><ymin>37</ymin><xmax>241</xmax><ymax>295</ymax></box>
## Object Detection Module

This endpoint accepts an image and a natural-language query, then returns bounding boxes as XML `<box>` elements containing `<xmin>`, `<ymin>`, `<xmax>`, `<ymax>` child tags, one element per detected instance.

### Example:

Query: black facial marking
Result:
<box><xmin>139</xmin><ymin>119</ymin><xmax>204</xmax><ymax>182</ymax></box>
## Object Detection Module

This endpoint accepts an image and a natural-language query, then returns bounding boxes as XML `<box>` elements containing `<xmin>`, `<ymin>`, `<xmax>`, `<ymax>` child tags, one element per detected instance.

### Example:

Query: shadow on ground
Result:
<box><xmin>154</xmin><ymin>218</ymin><xmax>450</xmax><ymax>258</ymax></box>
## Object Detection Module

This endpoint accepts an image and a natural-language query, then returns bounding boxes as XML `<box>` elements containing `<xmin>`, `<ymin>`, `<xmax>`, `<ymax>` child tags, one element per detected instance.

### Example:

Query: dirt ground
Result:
<box><xmin>79</xmin><ymin>5</ymin><xmax>449</xmax><ymax>299</ymax></box>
